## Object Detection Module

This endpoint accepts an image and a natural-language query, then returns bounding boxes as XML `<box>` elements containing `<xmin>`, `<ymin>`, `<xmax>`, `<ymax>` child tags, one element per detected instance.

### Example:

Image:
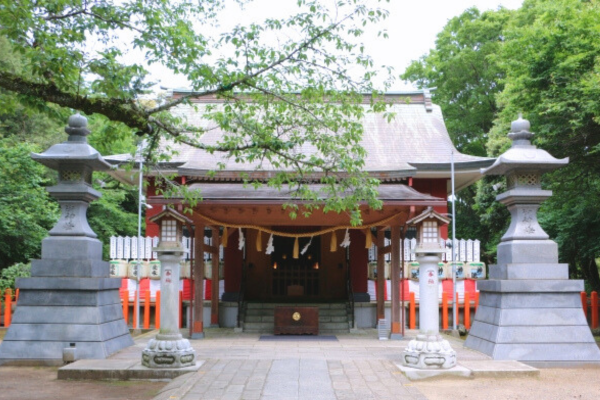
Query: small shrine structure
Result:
<box><xmin>107</xmin><ymin>89</ymin><xmax>493</xmax><ymax>337</ymax></box>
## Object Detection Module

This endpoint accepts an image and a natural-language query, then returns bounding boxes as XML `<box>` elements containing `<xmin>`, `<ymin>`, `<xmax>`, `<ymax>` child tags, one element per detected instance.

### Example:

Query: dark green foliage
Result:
<box><xmin>0</xmin><ymin>140</ymin><xmax>59</xmax><ymax>269</ymax></box>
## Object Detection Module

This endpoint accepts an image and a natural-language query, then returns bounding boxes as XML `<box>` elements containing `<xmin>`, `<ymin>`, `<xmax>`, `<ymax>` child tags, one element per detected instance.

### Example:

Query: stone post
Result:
<box><xmin>402</xmin><ymin>248</ymin><xmax>456</xmax><ymax>369</ymax></box>
<box><xmin>465</xmin><ymin>115</ymin><xmax>600</xmax><ymax>362</ymax></box>
<box><xmin>0</xmin><ymin>114</ymin><xmax>133</xmax><ymax>365</ymax></box>
<box><xmin>142</xmin><ymin>242</ymin><xmax>196</xmax><ymax>368</ymax></box>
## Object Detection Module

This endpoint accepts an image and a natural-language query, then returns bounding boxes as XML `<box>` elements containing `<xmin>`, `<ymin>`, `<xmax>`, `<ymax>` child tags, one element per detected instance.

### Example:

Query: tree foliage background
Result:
<box><xmin>403</xmin><ymin>0</ymin><xmax>600</xmax><ymax>291</ymax></box>
<box><xmin>0</xmin><ymin>0</ymin><xmax>390</xmax><ymax>273</ymax></box>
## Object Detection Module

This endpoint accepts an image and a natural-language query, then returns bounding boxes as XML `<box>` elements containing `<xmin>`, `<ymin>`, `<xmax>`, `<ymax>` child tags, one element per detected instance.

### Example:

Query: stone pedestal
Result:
<box><xmin>402</xmin><ymin>252</ymin><xmax>456</xmax><ymax>369</ymax></box>
<box><xmin>464</xmin><ymin>116</ymin><xmax>600</xmax><ymax>362</ymax></box>
<box><xmin>0</xmin><ymin>114</ymin><xmax>133</xmax><ymax>365</ymax></box>
<box><xmin>142</xmin><ymin>246</ymin><xmax>195</xmax><ymax>368</ymax></box>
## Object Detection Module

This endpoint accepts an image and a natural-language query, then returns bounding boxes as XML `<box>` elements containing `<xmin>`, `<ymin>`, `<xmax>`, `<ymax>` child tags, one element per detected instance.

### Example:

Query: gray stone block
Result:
<box><xmin>477</xmin><ymin>279</ymin><xmax>583</xmax><ymax>293</ymax></box>
<box><xmin>4</xmin><ymin>320</ymin><xmax>129</xmax><ymax>342</ymax></box>
<box><xmin>478</xmin><ymin>292</ymin><xmax>583</xmax><ymax>309</ymax></box>
<box><xmin>489</xmin><ymin>263</ymin><xmax>569</xmax><ymax>280</ymax></box>
<box><xmin>17</xmin><ymin>277</ymin><xmax>122</xmax><ymax>290</ymax></box>
<box><xmin>0</xmin><ymin>333</ymin><xmax>133</xmax><ymax>363</ymax></box>
<box><xmin>10</xmin><ymin>304</ymin><xmax>125</xmax><ymax>324</ymax></box>
<box><xmin>41</xmin><ymin>236</ymin><xmax>103</xmax><ymax>260</ymax></box>
<box><xmin>31</xmin><ymin>258</ymin><xmax>109</xmax><ymax>278</ymax></box>
<box><xmin>488</xmin><ymin>343</ymin><xmax>600</xmax><ymax>361</ymax></box>
<box><xmin>474</xmin><ymin>305</ymin><xmax>588</xmax><ymax>326</ymax></box>
<box><xmin>17</xmin><ymin>289</ymin><xmax>120</xmax><ymax>307</ymax></box>
<box><xmin>497</xmin><ymin>240</ymin><xmax>558</xmax><ymax>265</ymax></box>
<box><xmin>468</xmin><ymin>322</ymin><xmax>594</xmax><ymax>344</ymax></box>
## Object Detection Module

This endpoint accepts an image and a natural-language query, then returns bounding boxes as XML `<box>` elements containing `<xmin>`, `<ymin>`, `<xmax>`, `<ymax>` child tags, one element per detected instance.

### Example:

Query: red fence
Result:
<box><xmin>1</xmin><ymin>288</ymin><xmax>599</xmax><ymax>330</ymax></box>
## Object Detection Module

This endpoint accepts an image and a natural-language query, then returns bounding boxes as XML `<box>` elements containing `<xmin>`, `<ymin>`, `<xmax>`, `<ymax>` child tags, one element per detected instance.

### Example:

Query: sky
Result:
<box><xmin>140</xmin><ymin>0</ymin><xmax>524</xmax><ymax>92</ymax></box>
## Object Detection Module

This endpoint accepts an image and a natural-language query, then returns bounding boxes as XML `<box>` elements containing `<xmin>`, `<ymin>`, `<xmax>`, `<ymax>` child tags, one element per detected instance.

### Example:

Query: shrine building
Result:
<box><xmin>106</xmin><ymin>89</ymin><xmax>493</xmax><ymax>337</ymax></box>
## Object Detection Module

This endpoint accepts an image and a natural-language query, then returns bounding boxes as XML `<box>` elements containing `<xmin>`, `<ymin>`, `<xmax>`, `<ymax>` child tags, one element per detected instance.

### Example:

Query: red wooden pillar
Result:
<box><xmin>409</xmin><ymin>292</ymin><xmax>416</xmax><ymax>329</ymax></box>
<box><xmin>223</xmin><ymin>228</ymin><xmax>243</xmax><ymax>301</ymax></box>
<box><xmin>390</xmin><ymin>225</ymin><xmax>401</xmax><ymax>335</ymax></box>
<box><xmin>592</xmin><ymin>291</ymin><xmax>599</xmax><ymax>329</ymax></box>
<box><xmin>464</xmin><ymin>291</ymin><xmax>471</xmax><ymax>330</ymax></box>
<box><xmin>192</xmin><ymin>221</ymin><xmax>205</xmax><ymax>338</ymax></box>
<box><xmin>581</xmin><ymin>292</ymin><xmax>588</xmax><ymax>318</ymax></box>
<box><xmin>123</xmin><ymin>290</ymin><xmax>129</xmax><ymax>325</ymax></box>
<box><xmin>4</xmin><ymin>289</ymin><xmax>12</xmax><ymax>327</ymax></box>
<box><xmin>156</xmin><ymin>291</ymin><xmax>161</xmax><ymax>329</ymax></box>
<box><xmin>143</xmin><ymin>290</ymin><xmax>150</xmax><ymax>329</ymax></box>
<box><xmin>210</xmin><ymin>226</ymin><xmax>220</xmax><ymax>326</ymax></box>
<box><xmin>349</xmin><ymin>230</ymin><xmax>369</xmax><ymax>299</ymax></box>
<box><xmin>376</xmin><ymin>228</ymin><xmax>385</xmax><ymax>321</ymax></box>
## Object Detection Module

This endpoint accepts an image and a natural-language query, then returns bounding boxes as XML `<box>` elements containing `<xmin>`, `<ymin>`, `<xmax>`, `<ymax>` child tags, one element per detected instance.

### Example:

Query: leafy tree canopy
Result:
<box><xmin>0</xmin><ymin>0</ymin><xmax>394</xmax><ymax>225</ymax></box>
<box><xmin>403</xmin><ymin>0</ymin><xmax>600</xmax><ymax>289</ymax></box>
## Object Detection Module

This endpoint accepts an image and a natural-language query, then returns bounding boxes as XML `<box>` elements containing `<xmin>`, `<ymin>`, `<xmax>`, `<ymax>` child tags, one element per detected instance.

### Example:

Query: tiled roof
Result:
<box><xmin>182</xmin><ymin>182</ymin><xmax>443</xmax><ymax>203</ymax></box>
<box><xmin>105</xmin><ymin>90</ymin><xmax>494</xmax><ymax>190</ymax></box>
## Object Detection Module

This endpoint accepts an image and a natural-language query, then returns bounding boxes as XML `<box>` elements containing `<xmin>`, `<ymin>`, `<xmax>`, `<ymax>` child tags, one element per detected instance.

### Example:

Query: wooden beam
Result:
<box><xmin>377</xmin><ymin>245</ymin><xmax>391</xmax><ymax>255</ymax></box>
<box><xmin>204</xmin><ymin>244</ymin><xmax>219</xmax><ymax>255</ymax></box>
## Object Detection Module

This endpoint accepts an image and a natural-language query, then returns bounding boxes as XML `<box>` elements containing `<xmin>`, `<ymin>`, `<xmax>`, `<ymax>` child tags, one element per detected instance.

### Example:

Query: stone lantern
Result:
<box><xmin>142</xmin><ymin>208</ymin><xmax>197</xmax><ymax>369</ymax></box>
<box><xmin>0</xmin><ymin>114</ymin><xmax>133</xmax><ymax>364</ymax></box>
<box><xmin>465</xmin><ymin>115</ymin><xmax>600</xmax><ymax>362</ymax></box>
<box><xmin>402</xmin><ymin>207</ymin><xmax>456</xmax><ymax>370</ymax></box>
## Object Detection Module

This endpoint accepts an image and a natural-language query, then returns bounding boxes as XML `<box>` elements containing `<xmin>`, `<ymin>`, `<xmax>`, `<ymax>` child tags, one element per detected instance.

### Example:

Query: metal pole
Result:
<box><xmin>451</xmin><ymin>150</ymin><xmax>457</xmax><ymax>331</ymax></box>
<box><xmin>135</xmin><ymin>148</ymin><xmax>143</xmax><ymax>330</ymax></box>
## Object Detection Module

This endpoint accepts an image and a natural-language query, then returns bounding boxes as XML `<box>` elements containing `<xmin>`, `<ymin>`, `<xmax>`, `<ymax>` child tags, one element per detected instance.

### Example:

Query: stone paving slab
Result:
<box><xmin>460</xmin><ymin>359</ymin><xmax>540</xmax><ymax>377</ymax></box>
<box><xmin>395</xmin><ymin>363</ymin><xmax>472</xmax><ymax>380</ymax></box>
<box><xmin>58</xmin><ymin>358</ymin><xmax>203</xmax><ymax>380</ymax></box>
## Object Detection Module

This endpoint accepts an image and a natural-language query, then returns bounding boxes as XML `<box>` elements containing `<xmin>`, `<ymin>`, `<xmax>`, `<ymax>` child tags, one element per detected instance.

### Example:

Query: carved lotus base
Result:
<box><xmin>402</xmin><ymin>334</ymin><xmax>456</xmax><ymax>369</ymax></box>
<box><xmin>141</xmin><ymin>337</ymin><xmax>196</xmax><ymax>368</ymax></box>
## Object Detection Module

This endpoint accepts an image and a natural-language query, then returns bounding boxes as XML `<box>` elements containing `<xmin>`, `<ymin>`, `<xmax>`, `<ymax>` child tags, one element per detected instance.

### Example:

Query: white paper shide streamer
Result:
<box><xmin>301</xmin><ymin>236</ymin><xmax>313</xmax><ymax>255</ymax></box>
<box><xmin>340</xmin><ymin>228</ymin><xmax>351</xmax><ymax>248</ymax></box>
<box><xmin>238</xmin><ymin>227</ymin><xmax>245</xmax><ymax>250</ymax></box>
<box><xmin>265</xmin><ymin>233</ymin><xmax>274</xmax><ymax>254</ymax></box>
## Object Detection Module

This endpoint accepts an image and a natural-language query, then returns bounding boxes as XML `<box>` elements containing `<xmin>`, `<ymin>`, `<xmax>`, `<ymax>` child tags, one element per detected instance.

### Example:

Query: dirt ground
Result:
<box><xmin>0</xmin><ymin>366</ymin><xmax>166</xmax><ymax>400</ymax></box>
<box><xmin>414</xmin><ymin>366</ymin><xmax>600</xmax><ymax>400</ymax></box>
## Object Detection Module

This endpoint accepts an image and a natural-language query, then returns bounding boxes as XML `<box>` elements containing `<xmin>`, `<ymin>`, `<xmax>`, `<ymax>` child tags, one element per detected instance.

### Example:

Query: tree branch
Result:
<box><xmin>0</xmin><ymin>71</ymin><xmax>150</xmax><ymax>132</ymax></box>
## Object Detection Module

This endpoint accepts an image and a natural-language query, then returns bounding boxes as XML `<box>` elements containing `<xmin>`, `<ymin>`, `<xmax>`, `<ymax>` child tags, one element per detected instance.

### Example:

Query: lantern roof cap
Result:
<box><xmin>31</xmin><ymin>113</ymin><xmax>111</xmax><ymax>171</ymax></box>
<box><xmin>149</xmin><ymin>207</ymin><xmax>193</xmax><ymax>225</ymax></box>
<box><xmin>482</xmin><ymin>115</ymin><xmax>568</xmax><ymax>176</ymax></box>
<box><xmin>407</xmin><ymin>206</ymin><xmax>450</xmax><ymax>226</ymax></box>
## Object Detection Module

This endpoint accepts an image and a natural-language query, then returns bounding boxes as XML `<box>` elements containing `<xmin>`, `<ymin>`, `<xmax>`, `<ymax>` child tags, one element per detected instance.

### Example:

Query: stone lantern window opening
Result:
<box><xmin>161</xmin><ymin>219</ymin><xmax>179</xmax><ymax>243</ymax></box>
<box><xmin>421</xmin><ymin>220</ymin><xmax>438</xmax><ymax>244</ymax></box>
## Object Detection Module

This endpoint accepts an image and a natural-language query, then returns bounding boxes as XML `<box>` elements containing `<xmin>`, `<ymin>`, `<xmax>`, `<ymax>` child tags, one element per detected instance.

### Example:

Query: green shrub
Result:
<box><xmin>0</xmin><ymin>262</ymin><xmax>31</xmax><ymax>295</ymax></box>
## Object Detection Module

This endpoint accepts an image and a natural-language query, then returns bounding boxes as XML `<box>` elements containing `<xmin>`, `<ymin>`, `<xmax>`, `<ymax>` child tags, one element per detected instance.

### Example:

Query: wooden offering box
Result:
<box><xmin>274</xmin><ymin>306</ymin><xmax>319</xmax><ymax>335</ymax></box>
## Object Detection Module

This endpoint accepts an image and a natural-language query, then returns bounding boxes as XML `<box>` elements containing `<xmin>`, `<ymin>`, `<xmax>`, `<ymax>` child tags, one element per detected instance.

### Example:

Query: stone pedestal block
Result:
<box><xmin>465</xmin><ymin>272</ymin><xmax>600</xmax><ymax>361</ymax></box>
<box><xmin>465</xmin><ymin>116</ymin><xmax>600</xmax><ymax>363</ymax></box>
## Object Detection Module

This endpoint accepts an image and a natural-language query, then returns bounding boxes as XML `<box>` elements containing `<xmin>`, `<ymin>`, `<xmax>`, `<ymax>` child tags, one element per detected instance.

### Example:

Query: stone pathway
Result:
<box><xmin>149</xmin><ymin>330</ymin><xmax>490</xmax><ymax>400</ymax></box>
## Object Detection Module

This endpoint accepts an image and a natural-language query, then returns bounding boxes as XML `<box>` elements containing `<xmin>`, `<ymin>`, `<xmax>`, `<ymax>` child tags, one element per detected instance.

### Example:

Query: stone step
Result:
<box><xmin>245</xmin><ymin>302</ymin><xmax>347</xmax><ymax>310</ymax></box>
<box><xmin>319</xmin><ymin>322</ymin><xmax>350</xmax><ymax>331</ymax></box>
<box><xmin>245</xmin><ymin>315</ymin><xmax>275</xmax><ymax>323</ymax></box>
<box><xmin>243</xmin><ymin>322</ymin><xmax>274</xmax><ymax>331</ymax></box>
<box><xmin>320</xmin><ymin>329</ymin><xmax>350</xmax><ymax>334</ymax></box>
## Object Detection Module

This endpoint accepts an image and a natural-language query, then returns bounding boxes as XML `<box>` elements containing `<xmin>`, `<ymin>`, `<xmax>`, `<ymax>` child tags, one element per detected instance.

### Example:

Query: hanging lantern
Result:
<box><xmin>256</xmin><ymin>230</ymin><xmax>262</xmax><ymax>252</ymax></box>
<box><xmin>293</xmin><ymin>237</ymin><xmax>299</xmax><ymax>259</ymax></box>
<box><xmin>330</xmin><ymin>231</ymin><xmax>337</xmax><ymax>252</ymax></box>
<box><xmin>221</xmin><ymin>227</ymin><xmax>228</xmax><ymax>248</ymax></box>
